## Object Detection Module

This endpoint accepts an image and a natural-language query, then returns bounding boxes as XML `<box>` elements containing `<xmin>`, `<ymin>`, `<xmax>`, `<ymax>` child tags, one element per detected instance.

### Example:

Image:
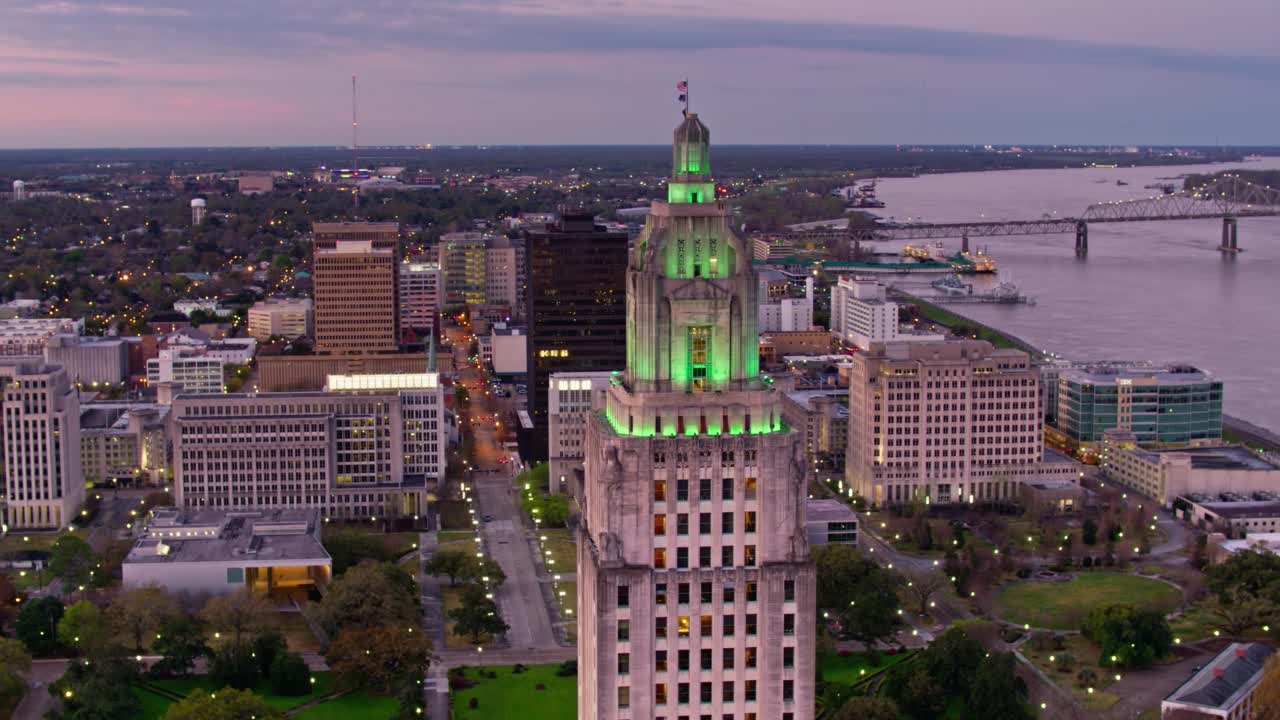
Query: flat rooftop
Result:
<box><xmin>124</xmin><ymin>508</ymin><xmax>330</xmax><ymax>566</ymax></box>
<box><xmin>807</xmin><ymin>498</ymin><xmax>857</xmax><ymax>524</ymax></box>
<box><xmin>1135</xmin><ymin>445</ymin><xmax>1279</xmax><ymax>471</ymax></box>
<box><xmin>1165</xmin><ymin>642</ymin><xmax>1272</xmax><ymax>710</ymax></box>
<box><xmin>1061</xmin><ymin>363</ymin><xmax>1217</xmax><ymax>386</ymax></box>
<box><xmin>1193</xmin><ymin>501</ymin><xmax>1280</xmax><ymax>520</ymax></box>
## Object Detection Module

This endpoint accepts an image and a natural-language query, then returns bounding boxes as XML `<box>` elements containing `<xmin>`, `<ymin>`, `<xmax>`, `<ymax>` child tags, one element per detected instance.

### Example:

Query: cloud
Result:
<box><xmin>0</xmin><ymin>54</ymin><xmax>119</xmax><ymax>67</ymax></box>
<box><xmin>0</xmin><ymin>69</ymin><xmax>200</xmax><ymax>87</ymax></box>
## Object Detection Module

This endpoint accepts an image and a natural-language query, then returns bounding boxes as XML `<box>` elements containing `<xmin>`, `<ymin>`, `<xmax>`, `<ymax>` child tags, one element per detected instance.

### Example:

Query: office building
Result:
<box><xmin>1162</xmin><ymin>643</ymin><xmax>1273</xmax><ymax>719</ymax></box>
<box><xmin>313</xmin><ymin>237</ymin><xmax>399</xmax><ymax>353</ymax></box>
<box><xmin>399</xmin><ymin>259</ymin><xmax>441</xmax><ymax>337</ymax></box>
<box><xmin>236</xmin><ymin>173</ymin><xmax>274</xmax><ymax>195</ymax></box>
<box><xmin>172</xmin><ymin>373</ymin><xmax>446</xmax><ymax>519</ymax></box>
<box><xmin>123</xmin><ymin>508</ymin><xmax>331</xmax><ymax>596</ymax></box>
<box><xmin>254</xmin><ymin>352</ymin><xmax>429</xmax><ymax>392</ymax></box>
<box><xmin>1053</xmin><ymin>364</ymin><xmax>1223</xmax><ymax>454</ymax></box>
<box><xmin>524</xmin><ymin>210</ymin><xmax>628</xmax><ymax>463</ymax></box>
<box><xmin>44</xmin><ymin>334</ymin><xmax>129</xmax><ymax>387</ymax></box>
<box><xmin>147</xmin><ymin>348</ymin><xmax>224</xmax><ymax>396</ymax></box>
<box><xmin>486</xmin><ymin>324</ymin><xmax>527</xmax><ymax>377</ymax></box>
<box><xmin>80</xmin><ymin>404</ymin><xmax>169</xmax><ymax>486</ymax></box>
<box><xmin>1101</xmin><ymin>430</ymin><xmax>1280</xmax><ymax>506</ymax></box>
<box><xmin>485</xmin><ymin>236</ymin><xmax>521</xmax><ymax>311</ymax></box>
<box><xmin>757</xmin><ymin>276</ymin><xmax>814</xmax><ymax>333</ymax></box>
<box><xmin>805</xmin><ymin>499</ymin><xmax>858</xmax><ymax>546</ymax></box>
<box><xmin>247</xmin><ymin>298</ymin><xmax>313</xmax><ymax>341</ymax></box>
<box><xmin>548</xmin><ymin>371</ymin><xmax>613</xmax><ymax>496</ymax></box>
<box><xmin>0</xmin><ymin>318</ymin><xmax>84</xmax><ymax>356</ymax></box>
<box><xmin>578</xmin><ymin>112</ymin><xmax>815</xmax><ymax>720</ymax></box>
<box><xmin>782</xmin><ymin>389</ymin><xmax>848</xmax><ymax>482</ymax></box>
<box><xmin>1</xmin><ymin>361</ymin><xmax>83</xmax><ymax>529</ymax></box>
<box><xmin>830</xmin><ymin>276</ymin><xmax>943</xmax><ymax>351</ymax></box>
<box><xmin>437</xmin><ymin>232</ymin><xmax>489</xmax><ymax>307</ymax></box>
<box><xmin>846</xmin><ymin>339</ymin><xmax>1077</xmax><ymax>507</ymax></box>
<box><xmin>313</xmin><ymin>221</ymin><xmax>399</xmax><ymax>250</ymax></box>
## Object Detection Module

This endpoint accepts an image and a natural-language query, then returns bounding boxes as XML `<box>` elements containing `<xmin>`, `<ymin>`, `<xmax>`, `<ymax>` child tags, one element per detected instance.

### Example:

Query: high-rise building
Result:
<box><xmin>1</xmin><ymin>361</ymin><xmax>82</xmax><ymax>529</ymax></box>
<box><xmin>525</xmin><ymin>210</ymin><xmax>628</xmax><ymax>463</ymax></box>
<box><xmin>399</xmin><ymin>259</ymin><xmax>441</xmax><ymax>337</ymax></box>
<box><xmin>830</xmin><ymin>276</ymin><xmax>942</xmax><ymax>350</ymax></box>
<box><xmin>547</xmin><ymin>371</ymin><xmax>613</xmax><ymax>496</ymax></box>
<box><xmin>146</xmin><ymin>348</ymin><xmax>225</xmax><ymax>396</ymax></box>
<box><xmin>1053</xmin><ymin>364</ymin><xmax>1222</xmax><ymax>452</ymax></box>
<box><xmin>313</xmin><ymin>237</ymin><xmax>399</xmax><ymax>353</ymax></box>
<box><xmin>846</xmin><ymin>339</ymin><xmax>1072</xmax><ymax>507</ymax></box>
<box><xmin>171</xmin><ymin>372</ymin><xmax>446</xmax><ymax>518</ymax></box>
<box><xmin>312</xmin><ymin>221</ymin><xmax>399</xmax><ymax>250</ymax></box>
<box><xmin>485</xmin><ymin>236</ymin><xmax>520</xmax><ymax>311</ymax></box>
<box><xmin>578</xmin><ymin>112</ymin><xmax>816</xmax><ymax>720</ymax></box>
<box><xmin>437</xmin><ymin>232</ymin><xmax>489</xmax><ymax>308</ymax></box>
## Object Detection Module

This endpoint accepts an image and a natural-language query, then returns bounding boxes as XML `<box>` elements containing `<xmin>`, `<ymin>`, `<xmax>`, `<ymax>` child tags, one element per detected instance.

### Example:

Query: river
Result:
<box><xmin>868</xmin><ymin>157</ymin><xmax>1280</xmax><ymax>432</ymax></box>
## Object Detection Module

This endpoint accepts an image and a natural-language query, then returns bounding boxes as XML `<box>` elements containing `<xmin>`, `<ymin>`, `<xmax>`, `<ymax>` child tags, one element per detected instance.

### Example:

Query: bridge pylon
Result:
<box><xmin>1074</xmin><ymin>221</ymin><xmax>1089</xmax><ymax>257</ymax></box>
<box><xmin>1220</xmin><ymin>216</ymin><xmax>1240</xmax><ymax>253</ymax></box>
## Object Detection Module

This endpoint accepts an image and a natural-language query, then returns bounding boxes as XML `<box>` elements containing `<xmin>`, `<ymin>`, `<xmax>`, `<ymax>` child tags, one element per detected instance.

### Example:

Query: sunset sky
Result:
<box><xmin>2</xmin><ymin>0</ymin><xmax>1278</xmax><ymax>148</ymax></box>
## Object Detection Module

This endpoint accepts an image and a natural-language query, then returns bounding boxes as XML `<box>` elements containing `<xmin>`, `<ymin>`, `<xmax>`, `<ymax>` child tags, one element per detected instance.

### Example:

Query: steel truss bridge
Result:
<box><xmin>776</xmin><ymin>175</ymin><xmax>1280</xmax><ymax>255</ymax></box>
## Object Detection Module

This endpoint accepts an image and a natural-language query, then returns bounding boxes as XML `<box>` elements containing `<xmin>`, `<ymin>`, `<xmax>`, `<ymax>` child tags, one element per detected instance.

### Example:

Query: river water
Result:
<box><xmin>869</xmin><ymin>157</ymin><xmax>1280</xmax><ymax>432</ymax></box>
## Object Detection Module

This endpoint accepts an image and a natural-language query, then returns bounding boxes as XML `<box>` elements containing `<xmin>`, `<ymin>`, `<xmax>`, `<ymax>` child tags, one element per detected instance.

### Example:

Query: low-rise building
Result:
<box><xmin>1179</xmin><ymin>496</ymin><xmax>1280</xmax><ymax>537</ymax></box>
<box><xmin>247</xmin><ymin>298</ymin><xmax>313</xmax><ymax>341</ymax></box>
<box><xmin>782</xmin><ymin>389</ymin><xmax>849</xmax><ymax>481</ymax></box>
<box><xmin>1102</xmin><ymin>431</ymin><xmax>1280</xmax><ymax>506</ymax></box>
<box><xmin>254</xmin><ymin>352</ymin><xmax>428</xmax><ymax>392</ymax></box>
<box><xmin>1020</xmin><ymin>480</ymin><xmax>1085</xmax><ymax>514</ymax></box>
<box><xmin>44</xmin><ymin>334</ymin><xmax>129</xmax><ymax>387</ymax></box>
<box><xmin>147</xmin><ymin>348</ymin><xmax>224</xmax><ymax>396</ymax></box>
<box><xmin>489</xmin><ymin>324</ymin><xmax>527</xmax><ymax>377</ymax></box>
<box><xmin>757</xmin><ymin>274</ymin><xmax>814</xmax><ymax>333</ymax></box>
<box><xmin>805</xmin><ymin>499</ymin><xmax>859</xmax><ymax>546</ymax></box>
<box><xmin>0</xmin><ymin>318</ymin><xmax>83</xmax><ymax>356</ymax></box>
<box><xmin>759</xmin><ymin>331</ymin><xmax>834</xmax><ymax>366</ymax></box>
<box><xmin>203</xmin><ymin>339</ymin><xmax>257</xmax><ymax>365</ymax></box>
<box><xmin>173</xmin><ymin>300</ymin><xmax>233</xmax><ymax>319</ymax></box>
<box><xmin>79</xmin><ymin>404</ymin><xmax>169</xmax><ymax>486</ymax></box>
<box><xmin>830</xmin><ymin>276</ymin><xmax>943</xmax><ymax>350</ymax></box>
<box><xmin>122</xmin><ymin>508</ymin><xmax>331</xmax><ymax>596</ymax></box>
<box><xmin>547</xmin><ymin>371</ymin><xmax>613</xmax><ymax>496</ymax></box>
<box><xmin>1161</xmin><ymin>642</ymin><xmax>1273</xmax><ymax>719</ymax></box>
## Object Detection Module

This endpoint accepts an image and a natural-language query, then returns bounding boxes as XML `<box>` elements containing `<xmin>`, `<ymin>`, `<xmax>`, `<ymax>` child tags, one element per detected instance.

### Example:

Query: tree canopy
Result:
<box><xmin>162</xmin><ymin>688</ymin><xmax>285</xmax><ymax>720</ymax></box>
<box><xmin>1082</xmin><ymin>604</ymin><xmax>1173</xmax><ymax>669</ymax></box>
<box><xmin>307</xmin><ymin>561</ymin><xmax>418</xmax><ymax>637</ymax></box>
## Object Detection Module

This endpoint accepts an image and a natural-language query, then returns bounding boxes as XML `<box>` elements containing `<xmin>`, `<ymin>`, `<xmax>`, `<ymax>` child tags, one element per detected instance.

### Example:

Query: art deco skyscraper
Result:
<box><xmin>577</xmin><ymin>111</ymin><xmax>816</xmax><ymax>720</ymax></box>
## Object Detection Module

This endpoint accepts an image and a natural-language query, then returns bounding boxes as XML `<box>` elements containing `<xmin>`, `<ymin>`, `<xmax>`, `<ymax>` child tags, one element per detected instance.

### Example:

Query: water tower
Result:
<box><xmin>12</xmin><ymin>180</ymin><xmax>25</xmax><ymax>202</ymax></box>
<box><xmin>190</xmin><ymin>198</ymin><xmax>207</xmax><ymax>225</ymax></box>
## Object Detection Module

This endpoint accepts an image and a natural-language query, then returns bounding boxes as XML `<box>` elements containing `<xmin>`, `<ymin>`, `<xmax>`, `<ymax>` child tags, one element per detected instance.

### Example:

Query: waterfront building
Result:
<box><xmin>123</xmin><ymin>508</ymin><xmax>331</xmax><ymax>596</ymax></box>
<box><xmin>524</xmin><ymin>210</ymin><xmax>628</xmax><ymax>463</ymax></box>
<box><xmin>547</xmin><ymin>371</ymin><xmax>613</xmax><ymax>497</ymax></box>
<box><xmin>171</xmin><ymin>373</ymin><xmax>445</xmax><ymax>519</ymax></box>
<box><xmin>399</xmin><ymin>259</ymin><xmax>441</xmax><ymax>337</ymax></box>
<box><xmin>578</xmin><ymin>111</ymin><xmax>816</xmax><ymax>720</ymax></box>
<box><xmin>1052</xmin><ymin>364</ymin><xmax>1223</xmax><ymax>455</ymax></box>
<box><xmin>1161</xmin><ymin>643</ymin><xmax>1273</xmax><ymax>719</ymax></box>
<box><xmin>846</xmin><ymin>339</ymin><xmax>1077</xmax><ymax>507</ymax></box>
<box><xmin>0</xmin><ymin>318</ymin><xmax>84</xmax><ymax>356</ymax></box>
<box><xmin>1101</xmin><ymin>429</ymin><xmax>1280</xmax><ymax>507</ymax></box>
<box><xmin>805</xmin><ymin>499</ymin><xmax>858</xmax><ymax>546</ymax></box>
<box><xmin>313</xmin><ymin>236</ymin><xmax>399</xmax><ymax>353</ymax></box>
<box><xmin>80</xmin><ymin>403</ymin><xmax>169</xmax><ymax>486</ymax></box>
<box><xmin>781</xmin><ymin>389</ymin><xmax>849</xmax><ymax>482</ymax></box>
<box><xmin>146</xmin><ymin>348</ymin><xmax>224</xmax><ymax>395</ymax></box>
<box><xmin>829</xmin><ymin>276</ymin><xmax>943</xmax><ymax>351</ymax></box>
<box><xmin>44</xmin><ymin>334</ymin><xmax>129</xmax><ymax>387</ymax></box>
<box><xmin>247</xmin><ymin>298</ymin><xmax>313</xmax><ymax>341</ymax></box>
<box><xmin>1</xmin><ymin>361</ymin><xmax>82</xmax><ymax>529</ymax></box>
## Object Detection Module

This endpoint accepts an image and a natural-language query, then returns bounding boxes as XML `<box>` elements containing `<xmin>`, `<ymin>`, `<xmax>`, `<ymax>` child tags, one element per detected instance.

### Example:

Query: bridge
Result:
<box><xmin>775</xmin><ymin>175</ymin><xmax>1280</xmax><ymax>256</ymax></box>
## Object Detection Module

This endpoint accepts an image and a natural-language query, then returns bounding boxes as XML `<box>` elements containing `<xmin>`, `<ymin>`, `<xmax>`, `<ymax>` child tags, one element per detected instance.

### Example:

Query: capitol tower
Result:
<box><xmin>577</xmin><ymin>109</ymin><xmax>816</xmax><ymax>720</ymax></box>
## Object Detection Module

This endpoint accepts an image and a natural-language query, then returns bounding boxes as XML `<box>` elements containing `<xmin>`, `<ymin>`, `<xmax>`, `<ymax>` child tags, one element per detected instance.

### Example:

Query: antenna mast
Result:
<box><xmin>351</xmin><ymin>74</ymin><xmax>358</xmax><ymax>173</ymax></box>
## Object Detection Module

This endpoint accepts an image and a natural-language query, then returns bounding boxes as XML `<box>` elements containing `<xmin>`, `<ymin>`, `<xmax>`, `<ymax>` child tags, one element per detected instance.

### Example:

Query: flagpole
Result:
<box><xmin>684</xmin><ymin>78</ymin><xmax>690</xmax><ymax>115</ymax></box>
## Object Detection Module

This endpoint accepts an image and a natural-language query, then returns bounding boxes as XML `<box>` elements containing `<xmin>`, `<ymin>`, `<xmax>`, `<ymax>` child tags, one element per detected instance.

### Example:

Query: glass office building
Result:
<box><xmin>1057</xmin><ymin>365</ymin><xmax>1222</xmax><ymax>445</ymax></box>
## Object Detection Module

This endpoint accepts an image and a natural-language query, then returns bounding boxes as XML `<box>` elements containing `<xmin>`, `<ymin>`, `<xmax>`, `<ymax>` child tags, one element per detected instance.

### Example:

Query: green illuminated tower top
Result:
<box><xmin>668</xmin><ymin>114</ymin><xmax>716</xmax><ymax>205</ymax></box>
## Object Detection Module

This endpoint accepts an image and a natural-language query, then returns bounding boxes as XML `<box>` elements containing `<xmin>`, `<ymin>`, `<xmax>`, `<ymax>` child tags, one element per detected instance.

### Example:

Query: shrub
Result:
<box><xmin>1082</xmin><ymin>556</ymin><xmax>1094</xmax><ymax>568</ymax></box>
<box><xmin>469</xmin><ymin>697</ymin><xmax>479</xmax><ymax>709</ymax></box>
<box><xmin>1054</xmin><ymin>652</ymin><xmax>1075</xmax><ymax>672</ymax></box>
<box><xmin>269</xmin><ymin>652</ymin><xmax>311</xmax><ymax>696</ymax></box>
<box><xmin>512</xmin><ymin>663</ymin><xmax>526</xmax><ymax>674</ymax></box>
<box><xmin>1076</xmin><ymin>668</ymin><xmax>1098</xmax><ymax>688</ymax></box>
<box><xmin>556</xmin><ymin>660</ymin><xmax>578</xmax><ymax>677</ymax></box>
<box><xmin>535</xmin><ymin>683</ymin><xmax>546</xmax><ymax>690</ymax></box>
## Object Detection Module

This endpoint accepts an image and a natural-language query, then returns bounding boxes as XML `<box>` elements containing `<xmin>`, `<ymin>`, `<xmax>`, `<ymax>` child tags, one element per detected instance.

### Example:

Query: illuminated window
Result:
<box><xmin>744</xmin><ymin>477</ymin><xmax>757</xmax><ymax>500</ymax></box>
<box><xmin>700</xmin><ymin>615</ymin><xmax>713</xmax><ymax>637</ymax></box>
<box><xmin>654</xmin><ymin>515</ymin><xmax>666</xmax><ymax>536</ymax></box>
<box><xmin>743</xmin><ymin>511</ymin><xmax>757</xmax><ymax>533</ymax></box>
<box><xmin>688</xmin><ymin>326</ymin><xmax>710</xmax><ymax>392</ymax></box>
<box><xmin>655</xmin><ymin>481</ymin><xmax>667</xmax><ymax>502</ymax></box>
<box><xmin>656</xmin><ymin>683</ymin><xmax>668</xmax><ymax>705</ymax></box>
<box><xmin>654</xmin><ymin>548</ymin><xmax>666</xmax><ymax>569</ymax></box>
<box><xmin>617</xmin><ymin>686</ymin><xmax>629</xmax><ymax>709</ymax></box>
<box><xmin>677</xmin><ymin>616</ymin><xmax>690</xmax><ymax>637</ymax></box>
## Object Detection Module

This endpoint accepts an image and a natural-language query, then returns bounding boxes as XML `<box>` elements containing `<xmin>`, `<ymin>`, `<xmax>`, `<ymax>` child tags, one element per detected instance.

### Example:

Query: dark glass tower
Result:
<box><xmin>523</xmin><ymin>210</ymin><xmax>629</xmax><ymax>465</ymax></box>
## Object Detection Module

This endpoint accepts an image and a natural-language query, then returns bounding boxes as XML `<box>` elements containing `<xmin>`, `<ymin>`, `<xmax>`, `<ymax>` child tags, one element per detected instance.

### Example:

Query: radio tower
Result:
<box><xmin>351</xmin><ymin>74</ymin><xmax>359</xmax><ymax>174</ymax></box>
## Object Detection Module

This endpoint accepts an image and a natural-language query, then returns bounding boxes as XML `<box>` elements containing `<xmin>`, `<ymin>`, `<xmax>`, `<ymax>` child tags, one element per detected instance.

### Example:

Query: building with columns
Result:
<box><xmin>578</xmin><ymin>111</ymin><xmax>816</xmax><ymax>720</ymax></box>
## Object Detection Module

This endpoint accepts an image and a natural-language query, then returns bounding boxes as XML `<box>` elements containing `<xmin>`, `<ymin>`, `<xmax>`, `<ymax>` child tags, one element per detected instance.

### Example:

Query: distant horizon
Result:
<box><xmin>2</xmin><ymin>143</ymin><xmax>1279</xmax><ymax>153</ymax></box>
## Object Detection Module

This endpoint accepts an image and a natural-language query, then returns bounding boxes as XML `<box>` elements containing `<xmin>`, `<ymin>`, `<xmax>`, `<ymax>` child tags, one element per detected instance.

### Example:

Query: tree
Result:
<box><xmin>57</xmin><ymin>600</ymin><xmax>106</xmax><ymax>655</ymax></box>
<box><xmin>424</xmin><ymin>549</ymin><xmax>473</xmax><ymax>586</ymax></box>
<box><xmin>200</xmin><ymin>589</ymin><xmax>276</xmax><ymax>649</ymax></box>
<box><xmin>323</xmin><ymin>530</ymin><xmax>397</xmax><ymax>575</ymax></box>
<box><xmin>902</xmin><ymin>568</ymin><xmax>947</xmax><ymax>617</ymax></box>
<box><xmin>1083</xmin><ymin>517</ymin><xmax>1099</xmax><ymax>546</ymax></box>
<box><xmin>812</xmin><ymin>544</ymin><xmax>877</xmax><ymax>610</ymax></box>
<box><xmin>307</xmin><ymin>561</ymin><xmax>418</xmax><ymax>637</ymax></box>
<box><xmin>269</xmin><ymin>651</ymin><xmax>311</xmax><ymax>696</ymax></box>
<box><xmin>16</xmin><ymin>595</ymin><xmax>63</xmax><ymax>656</ymax></box>
<box><xmin>150</xmin><ymin>617</ymin><xmax>210</xmax><ymax>678</ymax></box>
<box><xmin>449</xmin><ymin>586</ymin><xmax>508</xmax><ymax>644</ymax></box>
<box><xmin>922</xmin><ymin>627</ymin><xmax>985</xmax><ymax>696</ymax></box>
<box><xmin>1210</xmin><ymin>586</ymin><xmax>1274</xmax><ymax>636</ymax></box>
<box><xmin>326</xmin><ymin>625</ymin><xmax>431</xmax><ymax>693</ymax></box>
<box><xmin>967</xmin><ymin>652</ymin><xmax>1033</xmax><ymax>719</ymax></box>
<box><xmin>1209</xmin><ymin>550</ymin><xmax>1280</xmax><ymax>608</ymax></box>
<box><xmin>1083</xmin><ymin>604</ymin><xmax>1173</xmax><ymax>669</ymax></box>
<box><xmin>209</xmin><ymin>643</ymin><xmax>260</xmax><ymax>690</ymax></box>
<box><xmin>898</xmin><ymin>669</ymin><xmax>947</xmax><ymax>720</ymax></box>
<box><xmin>395</xmin><ymin>677</ymin><xmax>424</xmax><ymax>720</ymax></box>
<box><xmin>108</xmin><ymin>584</ymin><xmax>177</xmax><ymax>652</ymax></box>
<box><xmin>830</xmin><ymin>696</ymin><xmax>899</xmax><ymax>720</ymax></box>
<box><xmin>49</xmin><ymin>534</ymin><xmax>97</xmax><ymax>589</ymax></box>
<box><xmin>1253</xmin><ymin>654</ymin><xmax>1280</xmax><ymax>720</ymax></box>
<box><xmin>839</xmin><ymin>566</ymin><xmax>901</xmax><ymax>650</ymax></box>
<box><xmin>252</xmin><ymin>631</ymin><xmax>287</xmax><ymax>678</ymax></box>
<box><xmin>0</xmin><ymin>638</ymin><xmax>31</xmax><ymax>709</ymax></box>
<box><xmin>51</xmin><ymin>655</ymin><xmax>141</xmax><ymax>720</ymax></box>
<box><xmin>162</xmin><ymin>688</ymin><xmax>285</xmax><ymax>720</ymax></box>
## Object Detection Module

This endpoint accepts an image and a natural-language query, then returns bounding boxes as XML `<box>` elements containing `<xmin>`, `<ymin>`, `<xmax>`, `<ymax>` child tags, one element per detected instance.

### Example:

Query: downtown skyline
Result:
<box><xmin>1</xmin><ymin>0</ymin><xmax>1279</xmax><ymax>149</ymax></box>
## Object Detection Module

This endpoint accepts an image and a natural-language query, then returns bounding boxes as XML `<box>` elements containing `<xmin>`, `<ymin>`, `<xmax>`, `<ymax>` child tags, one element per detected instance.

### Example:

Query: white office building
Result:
<box><xmin>147</xmin><ymin>348</ymin><xmax>225</xmax><ymax>396</ymax></box>
<box><xmin>247</xmin><ymin>298</ymin><xmax>313</xmax><ymax>341</ymax></box>
<box><xmin>1</xmin><ymin>361</ymin><xmax>83</xmax><ymax>529</ymax></box>
<box><xmin>758</xmin><ymin>276</ymin><xmax>815</xmax><ymax>333</ymax></box>
<box><xmin>0</xmin><ymin>318</ymin><xmax>84</xmax><ymax>357</ymax></box>
<box><xmin>548</xmin><ymin>371</ymin><xmax>613</xmax><ymax>496</ymax></box>
<box><xmin>399</xmin><ymin>259</ymin><xmax>441</xmax><ymax>336</ymax></box>
<box><xmin>830</xmin><ymin>276</ymin><xmax>943</xmax><ymax>351</ymax></box>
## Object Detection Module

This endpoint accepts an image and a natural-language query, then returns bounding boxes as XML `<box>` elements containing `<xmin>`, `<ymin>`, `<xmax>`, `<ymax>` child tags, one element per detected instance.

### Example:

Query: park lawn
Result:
<box><xmin>1167</xmin><ymin>597</ymin><xmax>1273</xmax><ymax>644</ymax></box>
<box><xmin>554</xmin><ymin>579</ymin><xmax>577</xmax><ymax>643</ymax></box>
<box><xmin>818</xmin><ymin>650</ymin><xmax>913</xmax><ymax>685</ymax></box>
<box><xmin>540</xmin><ymin>528</ymin><xmax>576</xmax><ymax>572</ymax></box>
<box><xmin>0</xmin><ymin>529</ymin><xmax>73</xmax><ymax>555</ymax></box>
<box><xmin>437</xmin><ymin>530</ymin><xmax>480</xmax><ymax>554</ymax></box>
<box><xmin>452</xmin><ymin>664</ymin><xmax>575</xmax><ymax>720</ymax></box>
<box><xmin>292</xmin><ymin>689</ymin><xmax>399</xmax><ymax>720</ymax></box>
<box><xmin>995</xmin><ymin>573</ymin><xmax>1182</xmax><ymax>630</ymax></box>
<box><xmin>1022</xmin><ymin>632</ymin><xmax>1119</xmax><ymax>703</ymax></box>
<box><xmin>136</xmin><ymin>673</ymin><xmax>337</xmax><ymax>719</ymax></box>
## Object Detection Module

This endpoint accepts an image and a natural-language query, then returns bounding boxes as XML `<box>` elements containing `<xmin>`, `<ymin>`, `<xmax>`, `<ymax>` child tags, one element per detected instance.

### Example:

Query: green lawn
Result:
<box><xmin>452</xmin><ymin>664</ymin><xmax>575</xmax><ymax>720</ymax></box>
<box><xmin>539</xmin><ymin>529</ymin><xmax>576</xmax><ymax>572</ymax></box>
<box><xmin>292</xmin><ymin>690</ymin><xmax>399</xmax><ymax>719</ymax></box>
<box><xmin>135</xmin><ymin>673</ymin><xmax>336</xmax><ymax>719</ymax></box>
<box><xmin>437</xmin><ymin>530</ymin><xmax>480</xmax><ymax>554</ymax></box>
<box><xmin>818</xmin><ymin>650</ymin><xmax>913</xmax><ymax>685</ymax></box>
<box><xmin>995</xmin><ymin>573</ymin><xmax>1183</xmax><ymax>630</ymax></box>
<box><xmin>0</xmin><ymin>530</ymin><xmax>73</xmax><ymax>555</ymax></box>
